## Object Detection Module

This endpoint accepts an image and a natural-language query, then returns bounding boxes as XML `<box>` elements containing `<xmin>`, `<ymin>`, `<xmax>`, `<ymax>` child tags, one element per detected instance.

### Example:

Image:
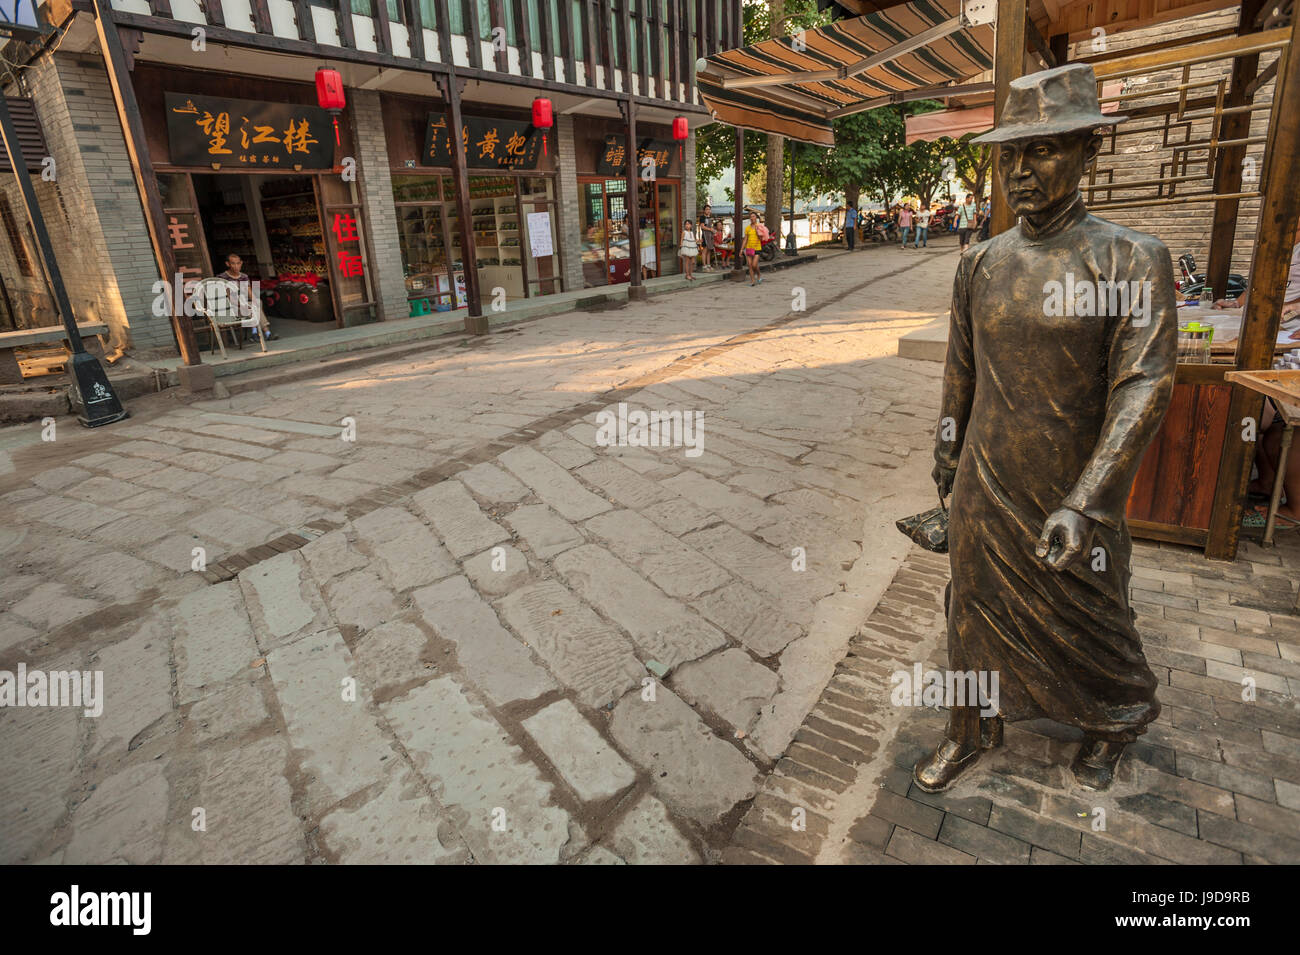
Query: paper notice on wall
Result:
<box><xmin>527</xmin><ymin>212</ymin><xmax>553</xmax><ymax>258</ymax></box>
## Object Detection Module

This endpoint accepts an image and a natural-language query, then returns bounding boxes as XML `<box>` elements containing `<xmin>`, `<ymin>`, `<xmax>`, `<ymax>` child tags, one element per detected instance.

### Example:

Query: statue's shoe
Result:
<box><xmin>913</xmin><ymin>738</ymin><xmax>980</xmax><ymax>793</ymax></box>
<box><xmin>980</xmin><ymin>715</ymin><xmax>1004</xmax><ymax>751</ymax></box>
<box><xmin>1071</xmin><ymin>737</ymin><xmax>1127</xmax><ymax>791</ymax></box>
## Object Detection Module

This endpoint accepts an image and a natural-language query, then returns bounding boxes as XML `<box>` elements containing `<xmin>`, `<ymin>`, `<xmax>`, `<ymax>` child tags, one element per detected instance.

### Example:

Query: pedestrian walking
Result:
<box><xmin>957</xmin><ymin>193</ymin><xmax>978</xmax><ymax>251</ymax></box>
<box><xmin>844</xmin><ymin>204</ymin><xmax>858</xmax><ymax>251</ymax></box>
<box><xmin>899</xmin><ymin>204</ymin><xmax>914</xmax><ymax>248</ymax></box>
<box><xmin>743</xmin><ymin>211</ymin><xmax>763</xmax><ymax>285</ymax></box>
<box><xmin>680</xmin><ymin>219</ymin><xmax>698</xmax><ymax>281</ymax></box>
<box><xmin>978</xmin><ymin>198</ymin><xmax>992</xmax><ymax>242</ymax></box>
<box><xmin>915</xmin><ymin>203</ymin><xmax>931</xmax><ymax>248</ymax></box>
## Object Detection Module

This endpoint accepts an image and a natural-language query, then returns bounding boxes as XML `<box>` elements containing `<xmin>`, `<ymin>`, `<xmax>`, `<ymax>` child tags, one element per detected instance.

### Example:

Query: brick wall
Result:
<box><xmin>350</xmin><ymin>88</ymin><xmax>409</xmax><ymax>322</ymax></box>
<box><xmin>0</xmin><ymin>53</ymin><xmax>164</xmax><ymax>350</ymax></box>
<box><xmin>555</xmin><ymin>112</ymin><xmax>584</xmax><ymax>292</ymax></box>
<box><xmin>1078</xmin><ymin>8</ymin><xmax>1273</xmax><ymax>277</ymax></box>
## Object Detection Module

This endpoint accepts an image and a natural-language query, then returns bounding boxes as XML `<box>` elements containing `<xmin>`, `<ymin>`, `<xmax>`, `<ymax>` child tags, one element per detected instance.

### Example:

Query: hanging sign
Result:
<box><xmin>595</xmin><ymin>136</ymin><xmax>678</xmax><ymax>177</ymax></box>
<box><xmin>165</xmin><ymin>92</ymin><xmax>333</xmax><ymax>168</ymax></box>
<box><xmin>424</xmin><ymin>114</ymin><xmax>544</xmax><ymax>170</ymax></box>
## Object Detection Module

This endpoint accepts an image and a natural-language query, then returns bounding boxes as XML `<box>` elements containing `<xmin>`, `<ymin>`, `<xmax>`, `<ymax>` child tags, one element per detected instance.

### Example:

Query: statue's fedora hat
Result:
<box><xmin>972</xmin><ymin>63</ymin><xmax>1123</xmax><ymax>144</ymax></box>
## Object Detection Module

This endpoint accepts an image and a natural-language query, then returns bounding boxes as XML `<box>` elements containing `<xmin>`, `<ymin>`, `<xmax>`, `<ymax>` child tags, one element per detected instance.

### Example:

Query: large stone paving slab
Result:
<box><xmin>609</xmin><ymin>686</ymin><xmax>761</xmax><ymax>825</ymax></box>
<box><xmin>381</xmin><ymin>677</ymin><xmax>580</xmax><ymax>864</ymax></box>
<box><xmin>496</xmin><ymin>580</ymin><xmax>644</xmax><ymax>708</ymax></box>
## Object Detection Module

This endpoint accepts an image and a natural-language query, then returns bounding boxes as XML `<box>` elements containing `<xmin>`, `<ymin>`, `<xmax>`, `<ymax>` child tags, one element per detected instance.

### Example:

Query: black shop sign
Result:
<box><xmin>595</xmin><ymin>136</ymin><xmax>678</xmax><ymax>178</ymax></box>
<box><xmin>424</xmin><ymin>114</ymin><xmax>544</xmax><ymax>170</ymax></box>
<box><xmin>165</xmin><ymin>92</ymin><xmax>333</xmax><ymax>169</ymax></box>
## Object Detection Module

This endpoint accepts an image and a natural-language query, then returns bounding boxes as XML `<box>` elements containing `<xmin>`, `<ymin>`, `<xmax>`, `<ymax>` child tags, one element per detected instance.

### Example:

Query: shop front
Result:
<box><xmin>138</xmin><ymin>65</ymin><xmax>378</xmax><ymax>334</ymax></box>
<box><xmin>574</xmin><ymin>118</ymin><xmax>683</xmax><ymax>289</ymax></box>
<box><xmin>381</xmin><ymin>94</ymin><xmax>562</xmax><ymax>316</ymax></box>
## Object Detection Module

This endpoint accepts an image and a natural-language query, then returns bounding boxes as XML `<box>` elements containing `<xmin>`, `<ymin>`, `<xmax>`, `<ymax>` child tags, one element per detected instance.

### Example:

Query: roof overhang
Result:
<box><xmin>696</xmin><ymin>0</ymin><xmax>997</xmax><ymax>145</ymax></box>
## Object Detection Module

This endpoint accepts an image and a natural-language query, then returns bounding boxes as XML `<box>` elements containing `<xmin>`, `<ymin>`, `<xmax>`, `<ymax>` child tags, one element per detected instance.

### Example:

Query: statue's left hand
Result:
<box><xmin>1035</xmin><ymin>508</ymin><xmax>1096</xmax><ymax>571</ymax></box>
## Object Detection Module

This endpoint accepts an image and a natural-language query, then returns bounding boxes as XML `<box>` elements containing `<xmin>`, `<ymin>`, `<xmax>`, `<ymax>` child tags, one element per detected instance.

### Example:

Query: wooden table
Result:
<box><xmin>1225</xmin><ymin>369</ymin><xmax>1300</xmax><ymax>551</ymax></box>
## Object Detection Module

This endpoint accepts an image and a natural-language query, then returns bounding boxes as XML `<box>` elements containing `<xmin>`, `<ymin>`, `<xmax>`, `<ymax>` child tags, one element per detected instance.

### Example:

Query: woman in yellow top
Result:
<box><xmin>742</xmin><ymin>211</ymin><xmax>763</xmax><ymax>286</ymax></box>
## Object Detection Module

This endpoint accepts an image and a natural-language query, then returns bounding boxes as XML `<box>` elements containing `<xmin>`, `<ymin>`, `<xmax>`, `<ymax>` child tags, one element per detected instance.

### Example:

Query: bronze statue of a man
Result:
<box><xmin>914</xmin><ymin>64</ymin><xmax>1177</xmax><ymax>793</ymax></box>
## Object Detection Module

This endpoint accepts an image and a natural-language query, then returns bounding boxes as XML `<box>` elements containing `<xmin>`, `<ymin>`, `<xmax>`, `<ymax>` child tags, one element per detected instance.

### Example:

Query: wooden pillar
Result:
<box><xmin>1205</xmin><ymin>16</ymin><xmax>1300</xmax><ymax>560</ymax></box>
<box><xmin>991</xmin><ymin>0</ymin><xmax>1028</xmax><ymax>237</ymax></box>
<box><xmin>622</xmin><ymin>97</ymin><xmax>647</xmax><ymax>300</ymax></box>
<box><xmin>1207</xmin><ymin>0</ymin><xmax>1267</xmax><ymax>299</ymax></box>
<box><xmin>437</xmin><ymin>72</ymin><xmax>485</xmax><ymax>333</ymax></box>
<box><xmin>732</xmin><ymin>125</ymin><xmax>744</xmax><ymax>272</ymax></box>
<box><xmin>90</xmin><ymin>0</ymin><xmax>201</xmax><ymax>366</ymax></box>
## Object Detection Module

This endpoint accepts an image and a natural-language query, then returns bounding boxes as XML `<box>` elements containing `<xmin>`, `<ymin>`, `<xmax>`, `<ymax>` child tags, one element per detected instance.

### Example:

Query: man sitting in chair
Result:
<box><xmin>218</xmin><ymin>254</ymin><xmax>276</xmax><ymax>343</ymax></box>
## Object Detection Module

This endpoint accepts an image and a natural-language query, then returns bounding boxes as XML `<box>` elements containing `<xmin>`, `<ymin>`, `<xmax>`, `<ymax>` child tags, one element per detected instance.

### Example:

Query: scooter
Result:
<box><xmin>1176</xmin><ymin>252</ymin><xmax>1247</xmax><ymax>300</ymax></box>
<box><xmin>866</xmin><ymin>213</ymin><xmax>897</xmax><ymax>243</ymax></box>
<box><xmin>760</xmin><ymin>234</ymin><xmax>780</xmax><ymax>262</ymax></box>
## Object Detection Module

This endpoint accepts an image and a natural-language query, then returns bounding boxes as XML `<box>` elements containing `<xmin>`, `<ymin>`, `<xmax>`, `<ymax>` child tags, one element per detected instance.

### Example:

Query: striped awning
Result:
<box><xmin>697</xmin><ymin>0</ymin><xmax>996</xmax><ymax>146</ymax></box>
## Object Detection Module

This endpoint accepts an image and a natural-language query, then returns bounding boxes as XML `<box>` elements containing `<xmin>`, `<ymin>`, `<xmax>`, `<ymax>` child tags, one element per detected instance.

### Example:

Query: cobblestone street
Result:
<box><xmin>0</xmin><ymin>244</ymin><xmax>959</xmax><ymax>864</ymax></box>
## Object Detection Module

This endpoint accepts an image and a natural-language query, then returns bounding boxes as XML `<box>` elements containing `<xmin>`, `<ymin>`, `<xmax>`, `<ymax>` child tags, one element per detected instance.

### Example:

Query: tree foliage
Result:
<box><xmin>695</xmin><ymin>0</ymin><xmax>987</xmax><ymax>212</ymax></box>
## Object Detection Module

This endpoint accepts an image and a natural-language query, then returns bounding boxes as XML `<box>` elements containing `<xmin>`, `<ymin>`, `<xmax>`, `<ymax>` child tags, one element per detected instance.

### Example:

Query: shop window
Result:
<box><xmin>0</xmin><ymin>196</ymin><xmax>35</xmax><ymax>277</ymax></box>
<box><xmin>520</xmin><ymin>177</ymin><xmax>561</xmax><ymax>296</ymax></box>
<box><xmin>393</xmin><ymin>175</ymin><xmax>460</xmax><ymax>313</ymax></box>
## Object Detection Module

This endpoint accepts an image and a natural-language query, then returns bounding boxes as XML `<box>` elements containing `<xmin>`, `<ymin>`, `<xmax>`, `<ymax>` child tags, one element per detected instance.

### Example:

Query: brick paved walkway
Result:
<box><xmin>725</xmin><ymin>535</ymin><xmax>1300</xmax><ymax>864</ymax></box>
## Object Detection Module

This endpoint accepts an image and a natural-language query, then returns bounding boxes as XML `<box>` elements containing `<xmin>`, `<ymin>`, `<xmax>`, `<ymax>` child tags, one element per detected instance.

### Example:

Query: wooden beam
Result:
<box><xmin>635</xmin><ymin>0</ymin><xmax>649</xmax><ymax>98</ymax></box>
<box><xmin>373</xmin><ymin>0</ymin><xmax>394</xmax><ymax>56</ymax></box>
<box><xmin>1025</xmin><ymin>12</ymin><xmax>1055</xmax><ymax>68</ymax></box>
<box><xmin>90</xmin><ymin>0</ymin><xmax>200</xmax><ymax>366</ymax></box>
<box><xmin>1206</xmin><ymin>0</ymin><xmax>1266</xmax><ymax>302</ymax></box>
<box><xmin>991</xmin><ymin>0</ymin><xmax>1028</xmax><ymax>237</ymax></box>
<box><xmin>622</xmin><ymin>97</ymin><xmax>645</xmax><ymax>297</ymax></box>
<box><xmin>537</xmin><ymin>0</ymin><xmax>555</xmax><ymax>81</ymax></box>
<box><xmin>249</xmin><ymin>0</ymin><xmax>272</xmax><ymax>35</ymax></box>
<box><xmin>648</xmin><ymin>0</ymin><xmax>663</xmax><ymax>99</ymax></box>
<box><xmin>465</xmin><ymin>0</ymin><xmax>484</xmax><ymax>68</ymax></box>
<box><xmin>204</xmin><ymin>0</ymin><xmax>225</xmax><ymax>28</ymax></box>
<box><xmin>1091</xmin><ymin>27</ymin><xmax>1290</xmax><ymax>81</ymax></box>
<box><xmin>436</xmin><ymin>73</ymin><xmax>485</xmax><ymax>332</ymax></box>
<box><xmin>413</xmin><ymin>0</ymin><xmax>434</xmax><ymax>63</ymax></box>
<box><xmin>733</xmin><ymin>125</ymin><xmax>744</xmax><ymax>272</ymax></box>
<box><xmin>293</xmin><ymin>0</ymin><xmax>316</xmax><ymax>43</ymax></box>
<box><xmin>1072</xmin><ymin>27</ymin><xmax>1236</xmax><ymax>66</ymax></box>
<box><xmin>336</xmin><ymin>0</ymin><xmax>355</xmax><ymax>50</ymax></box>
<box><xmin>146</xmin><ymin>0</ymin><xmax>172</xmax><ymax>17</ymax></box>
<box><xmin>579</xmin><ymin>1</ymin><xmax>596</xmax><ymax>83</ymax></box>
<box><xmin>512</xmin><ymin>0</ymin><xmax>534</xmax><ymax>77</ymax></box>
<box><xmin>489</xmin><ymin>0</ymin><xmax>508</xmax><ymax>72</ymax></box>
<box><xmin>667</xmin><ymin>0</ymin><xmax>680</xmax><ymax>102</ymax></box>
<box><xmin>557</xmin><ymin>0</ymin><xmax>575</xmax><ymax>85</ymax></box>
<box><xmin>1205</xmin><ymin>19</ymin><xmax>1300</xmax><ymax>561</ymax></box>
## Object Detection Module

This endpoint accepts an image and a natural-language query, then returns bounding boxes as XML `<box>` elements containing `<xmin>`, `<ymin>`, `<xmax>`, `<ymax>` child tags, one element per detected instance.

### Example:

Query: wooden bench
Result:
<box><xmin>0</xmin><ymin>323</ymin><xmax>110</xmax><ymax>385</ymax></box>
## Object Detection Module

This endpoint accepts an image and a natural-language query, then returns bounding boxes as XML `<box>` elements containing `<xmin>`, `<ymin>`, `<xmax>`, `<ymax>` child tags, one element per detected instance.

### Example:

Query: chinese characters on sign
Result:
<box><xmin>166</xmin><ymin>213</ymin><xmax>208</xmax><ymax>285</ymax></box>
<box><xmin>332</xmin><ymin>212</ymin><xmax>365</xmax><ymax>279</ymax></box>
<box><xmin>424</xmin><ymin>115</ymin><xmax>544</xmax><ymax>170</ymax></box>
<box><xmin>165</xmin><ymin>93</ymin><xmax>332</xmax><ymax>168</ymax></box>
<box><xmin>595</xmin><ymin>136</ymin><xmax>678</xmax><ymax>177</ymax></box>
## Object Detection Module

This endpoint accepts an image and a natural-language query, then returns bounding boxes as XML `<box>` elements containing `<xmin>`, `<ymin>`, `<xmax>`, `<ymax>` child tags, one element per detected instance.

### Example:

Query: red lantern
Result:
<box><xmin>315</xmin><ymin>67</ymin><xmax>346</xmax><ymax>145</ymax></box>
<box><xmin>532</xmin><ymin>97</ymin><xmax>554</xmax><ymax>156</ymax></box>
<box><xmin>672</xmin><ymin>115</ymin><xmax>689</xmax><ymax>161</ymax></box>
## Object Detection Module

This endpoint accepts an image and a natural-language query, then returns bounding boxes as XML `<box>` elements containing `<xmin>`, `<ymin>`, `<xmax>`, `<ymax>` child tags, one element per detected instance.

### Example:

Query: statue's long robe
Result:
<box><xmin>938</xmin><ymin>197</ymin><xmax>1177</xmax><ymax>739</ymax></box>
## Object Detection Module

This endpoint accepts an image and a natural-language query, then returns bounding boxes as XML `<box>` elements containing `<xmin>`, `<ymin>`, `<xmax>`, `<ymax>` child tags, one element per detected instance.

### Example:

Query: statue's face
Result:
<box><xmin>997</xmin><ymin>132</ymin><xmax>1100</xmax><ymax>217</ymax></box>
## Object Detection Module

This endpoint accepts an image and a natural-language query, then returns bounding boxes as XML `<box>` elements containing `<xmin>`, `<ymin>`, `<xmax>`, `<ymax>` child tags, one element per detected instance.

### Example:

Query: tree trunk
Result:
<box><xmin>764</xmin><ymin>0</ymin><xmax>785</xmax><ymax>237</ymax></box>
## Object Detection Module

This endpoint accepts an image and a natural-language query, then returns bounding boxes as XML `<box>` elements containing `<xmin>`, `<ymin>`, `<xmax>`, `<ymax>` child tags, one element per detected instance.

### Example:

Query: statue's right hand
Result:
<box><xmin>933</xmin><ymin>464</ymin><xmax>956</xmax><ymax>499</ymax></box>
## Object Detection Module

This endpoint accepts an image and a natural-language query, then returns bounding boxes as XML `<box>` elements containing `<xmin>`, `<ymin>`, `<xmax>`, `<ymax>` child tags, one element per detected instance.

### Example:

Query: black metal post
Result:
<box><xmin>732</xmin><ymin>126</ymin><xmax>744</xmax><ymax>273</ymax></box>
<box><xmin>623</xmin><ymin>97</ymin><xmax>647</xmax><ymax>301</ymax></box>
<box><xmin>0</xmin><ymin>96</ymin><xmax>127</xmax><ymax>427</ymax></box>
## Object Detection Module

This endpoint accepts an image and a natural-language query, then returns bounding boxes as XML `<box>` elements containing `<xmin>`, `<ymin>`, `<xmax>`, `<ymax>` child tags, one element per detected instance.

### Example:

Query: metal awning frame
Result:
<box><xmin>717</xmin><ymin>0</ymin><xmax>997</xmax><ymax>90</ymax></box>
